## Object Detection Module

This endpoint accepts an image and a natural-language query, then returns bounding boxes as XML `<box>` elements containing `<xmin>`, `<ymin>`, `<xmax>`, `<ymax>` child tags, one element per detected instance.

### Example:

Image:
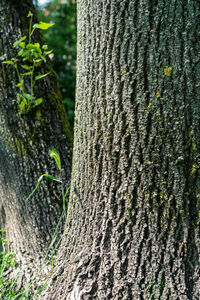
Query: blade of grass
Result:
<box><xmin>26</xmin><ymin>174</ymin><xmax>61</xmax><ymax>201</ymax></box>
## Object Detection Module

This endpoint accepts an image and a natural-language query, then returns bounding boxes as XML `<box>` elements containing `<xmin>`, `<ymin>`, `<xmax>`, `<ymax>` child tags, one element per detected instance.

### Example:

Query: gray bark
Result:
<box><xmin>42</xmin><ymin>0</ymin><xmax>200</xmax><ymax>299</ymax></box>
<box><xmin>0</xmin><ymin>0</ymin><xmax>72</xmax><ymax>292</ymax></box>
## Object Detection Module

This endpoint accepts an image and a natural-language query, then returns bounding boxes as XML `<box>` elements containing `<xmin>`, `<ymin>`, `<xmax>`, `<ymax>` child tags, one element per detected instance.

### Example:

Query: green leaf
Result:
<box><xmin>44</xmin><ymin>50</ymin><xmax>53</xmax><ymax>56</ymax></box>
<box><xmin>26</xmin><ymin>43</ymin><xmax>35</xmax><ymax>50</ymax></box>
<box><xmin>49</xmin><ymin>148</ymin><xmax>61</xmax><ymax>171</ymax></box>
<box><xmin>33</xmin><ymin>22</ymin><xmax>54</xmax><ymax>30</ymax></box>
<box><xmin>22</xmin><ymin>57</ymin><xmax>29</xmax><ymax>62</ymax></box>
<box><xmin>13</xmin><ymin>36</ymin><xmax>26</xmax><ymax>48</ymax></box>
<box><xmin>64</xmin><ymin>186</ymin><xmax>70</xmax><ymax>200</ymax></box>
<box><xmin>19</xmin><ymin>42</ymin><xmax>26</xmax><ymax>48</ymax></box>
<box><xmin>27</xmin><ymin>11</ymin><xmax>33</xmax><ymax>18</ymax></box>
<box><xmin>34</xmin><ymin>43</ymin><xmax>41</xmax><ymax>49</ymax></box>
<box><xmin>16</xmin><ymin>82</ymin><xmax>23</xmax><ymax>87</ymax></box>
<box><xmin>34</xmin><ymin>98</ymin><xmax>43</xmax><ymax>107</ymax></box>
<box><xmin>23</xmin><ymin>71</ymin><xmax>32</xmax><ymax>76</ymax></box>
<box><xmin>26</xmin><ymin>174</ymin><xmax>61</xmax><ymax>201</ymax></box>
<box><xmin>35</xmin><ymin>72</ymin><xmax>51</xmax><ymax>81</ymax></box>
<box><xmin>42</xmin><ymin>45</ymin><xmax>48</xmax><ymax>50</ymax></box>
<box><xmin>51</xmin><ymin>258</ymin><xmax>54</xmax><ymax>267</ymax></box>
<box><xmin>19</xmin><ymin>101</ymin><xmax>26</xmax><ymax>111</ymax></box>
<box><xmin>23</xmin><ymin>93</ymin><xmax>33</xmax><ymax>100</ymax></box>
<box><xmin>22</xmin><ymin>65</ymin><xmax>32</xmax><ymax>70</ymax></box>
<box><xmin>41</xmin><ymin>174</ymin><xmax>61</xmax><ymax>182</ymax></box>
<box><xmin>32</xmin><ymin>23</ymin><xmax>40</xmax><ymax>29</ymax></box>
<box><xmin>17</xmin><ymin>96</ymin><xmax>26</xmax><ymax>105</ymax></box>
<box><xmin>17</xmin><ymin>49</ymin><xmax>25</xmax><ymax>57</ymax></box>
<box><xmin>26</xmin><ymin>43</ymin><xmax>41</xmax><ymax>53</ymax></box>
<box><xmin>41</xmin><ymin>55</ymin><xmax>46</xmax><ymax>62</ymax></box>
<box><xmin>34</xmin><ymin>59</ymin><xmax>42</xmax><ymax>64</ymax></box>
<box><xmin>20</xmin><ymin>50</ymin><xmax>31</xmax><ymax>57</ymax></box>
<box><xmin>2</xmin><ymin>60</ymin><xmax>14</xmax><ymax>65</ymax></box>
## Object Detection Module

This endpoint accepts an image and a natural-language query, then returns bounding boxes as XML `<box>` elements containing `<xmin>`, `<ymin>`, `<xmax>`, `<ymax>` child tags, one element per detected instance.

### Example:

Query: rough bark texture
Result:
<box><xmin>41</xmin><ymin>0</ymin><xmax>200</xmax><ymax>299</ymax></box>
<box><xmin>0</xmin><ymin>0</ymin><xmax>72</xmax><ymax>291</ymax></box>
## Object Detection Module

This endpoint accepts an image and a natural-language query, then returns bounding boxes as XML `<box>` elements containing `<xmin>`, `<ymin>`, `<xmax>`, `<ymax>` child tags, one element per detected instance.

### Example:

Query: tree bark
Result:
<box><xmin>41</xmin><ymin>0</ymin><xmax>200</xmax><ymax>299</ymax></box>
<box><xmin>0</xmin><ymin>0</ymin><xmax>72</xmax><ymax>291</ymax></box>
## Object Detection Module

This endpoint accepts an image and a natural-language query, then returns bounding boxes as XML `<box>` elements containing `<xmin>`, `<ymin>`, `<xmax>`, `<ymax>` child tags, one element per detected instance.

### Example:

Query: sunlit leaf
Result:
<box><xmin>34</xmin><ymin>98</ymin><xmax>43</xmax><ymax>107</ymax></box>
<box><xmin>34</xmin><ymin>43</ymin><xmax>40</xmax><ymax>48</ymax></box>
<box><xmin>26</xmin><ymin>43</ymin><xmax>41</xmax><ymax>53</ymax></box>
<box><xmin>19</xmin><ymin>101</ymin><xmax>26</xmax><ymax>111</ymax></box>
<box><xmin>42</xmin><ymin>45</ymin><xmax>48</xmax><ymax>50</ymax></box>
<box><xmin>35</xmin><ymin>72</ymin><xmax>51</xmax><ymax>81</ymax></box>
<box><xmin>33</xmin><ymin>22</ymin><xmax>54</xmax><ymax>30</ymax></box>
<box><xmin>22</xmin><ymin>57</ymin><xmax>29</xmax><ymax>62</ymax></box>
<box><xmin>23</xmin><ymin>93</ymin><xmax>33</xmax><ymax>100</ymax></box>
<box><xmin>49</xmin><ymin>148</ymin><xmax>61</xmax><ymax>171</ymax></box>
<box><xmin>34</xmin><ymin>59</ymin><xmax>42</xmax><ymax>63</ymax></box>
<box><xmin>2</xmin><ymin>60</ymin><xmax>14</xmax><ymax>65</ymax></box>
<box><xmin>22</xmin><ymin>72</ymin><xmax>32</xmax><ymax>76</ymax></box>
<box><xmin>27</xmin><ymin>11</ymin><xmax>33</xmax><ymax>18</ymax></box>
<box><xmin>19</xmin><ymin>42</ymin><xmax>26</xmax><ymax>48</ymax></box>
<box><xmin>22</xmin><ymin>65</ymin><xmax>32</xmax><ymax>70</ymax></box>
<box><xmin>32</xmin><ymin>23</ymin><xmax>39</xmax><ymax>29</ymax></box>
<box><xmin>13</xmin><ymin>36</ymin><xmax>26</xmax><ymax>48</ymax></box>
<box><xmin>20</xmin><ymin>50</ymin><xmax>31</xmax><ymax>57</ymax></box>
<box><xmin>16</xmin><ymin>82</ymin><xmax>23</xmax><ymax>87</ymax></box>
<box><xmin>17</xmin><ymin>49</ymin><xmax>25</xmax><ymax>57</ymax></box>
<box><xmin>44</xmin><ymin>50</ymin><xmax>53</xmax><ymax>56</ymax></box>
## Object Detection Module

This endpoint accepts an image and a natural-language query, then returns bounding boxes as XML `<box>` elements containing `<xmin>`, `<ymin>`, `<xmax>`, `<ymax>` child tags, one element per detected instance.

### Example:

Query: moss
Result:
<box><xmin>3</xmin><ymin>133</ymin><xmax>28</xmax><ymax>156</ymax></box>
<box><xmin>14</xmin><ymin>137</ymin><xmax>26</xmax><ymax>155</ymax></box>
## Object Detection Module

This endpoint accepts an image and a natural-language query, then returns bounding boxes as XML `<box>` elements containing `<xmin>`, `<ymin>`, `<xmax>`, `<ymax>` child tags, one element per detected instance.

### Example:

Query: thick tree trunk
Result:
<box><xmin>0</xmin><ymin>0</ymin><xmax>72</xmax><ymax>291</ymax></box>
<box><xmin>40</xmin><ymin>0</ymin><xmax>200</xmax><ymax>299</ymax></box>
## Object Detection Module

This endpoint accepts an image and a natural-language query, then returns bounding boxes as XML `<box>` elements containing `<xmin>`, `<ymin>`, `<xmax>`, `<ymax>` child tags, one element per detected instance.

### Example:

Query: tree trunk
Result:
<box><xmin>41</xmin><ymin>0</ymin><xmax>200</xmax><ymax>299</ymax></box>
<box><xmin>0</xmin><ymin>0</ymin><xmax>72</xmax><ymax>290</ymax></box>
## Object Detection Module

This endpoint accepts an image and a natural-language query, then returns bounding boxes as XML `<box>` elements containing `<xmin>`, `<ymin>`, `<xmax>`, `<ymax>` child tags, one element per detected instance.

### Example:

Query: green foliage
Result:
<box><xmin>49</xmin><ymin>147</ymin><xmax>62</xmax><ymax>171</ymax></box>
<box><xmin>2</xmin><ymin>12</ymin><xmax>54</xmax><ymax>115</ymax></box>
<box><xmin>26</xmin><ymin>173</ymin><xmax>62</xmax><ymax>202</ymax></box>
<box><xmin>0</xmin><ymin>229</ymin><xmax>23</xmax><ymax>299</ymax></box>
<box><xmin>26</xmin><ymin>147</ymin><xmax>65</xmax><ymax>202</ymax></box>
<box><xmin>0</xmin><ymin>230</ymin><xmax>17</xmax><ymax>274</ymax></box>
<box><xmin>24</xmin><ymin>147</ymin><xmax>69</xmax><ymax>296</ymax></box>
<box><xmin>37</xmin><ymin>0</ymin><xmax>77</xmax><ymax>128</ymax></box>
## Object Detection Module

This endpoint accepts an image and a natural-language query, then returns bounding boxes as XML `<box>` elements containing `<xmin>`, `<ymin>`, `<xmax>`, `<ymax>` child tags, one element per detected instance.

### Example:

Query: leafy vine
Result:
<box><xmin>2</xmin><ymin>11</ymin><xmax>54</xmax><ymax>114</ymax></box>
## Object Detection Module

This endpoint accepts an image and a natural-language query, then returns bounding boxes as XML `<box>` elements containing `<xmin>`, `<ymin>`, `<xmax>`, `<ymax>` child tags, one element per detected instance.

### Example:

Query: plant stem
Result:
<box><xmin>60</xmin><ymin>172</ymin><xmax>66</xmax><ymax>213</ymax></box>
<box><xmin>26</xmin><ymin>61</ymin><xmax>35</xmax><ymax>112</ymax></box>
<box><xmin>29</xmin><ymin>14</ymin><xmax>33</xmax><ymax>44</ymax></box>
<box><xmin>30</xmin><ymin>62</ymin><xmax>35</xmax><ymax>97</ymax></box>
<box><xmin>15</xmin><ymin>63</ymin><xmax>25</xmax><ymax>96</ymax></box>
<box><xmin>15</xmin><ymin>63</ymin><xmax>20</xmax><ymax>82</ymax></box>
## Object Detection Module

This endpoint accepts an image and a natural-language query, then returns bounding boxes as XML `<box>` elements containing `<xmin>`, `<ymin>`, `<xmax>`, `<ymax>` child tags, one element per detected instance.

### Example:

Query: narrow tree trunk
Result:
<box><xmin>43</xmin><ymin>0</ymin><xmax>200</xmax><ymax>299</ymax></box>
<box><xmin>0</xmin><ymin>0</ymin><xmax>72</xmax><ymax>290</ymax></box>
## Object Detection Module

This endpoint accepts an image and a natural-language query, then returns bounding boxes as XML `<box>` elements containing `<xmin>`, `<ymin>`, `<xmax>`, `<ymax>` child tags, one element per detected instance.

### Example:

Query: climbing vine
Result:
<box><xmin>2</xmin><ymin>11</ymin><xmax>54</xmax><ymax>114</ymax></box>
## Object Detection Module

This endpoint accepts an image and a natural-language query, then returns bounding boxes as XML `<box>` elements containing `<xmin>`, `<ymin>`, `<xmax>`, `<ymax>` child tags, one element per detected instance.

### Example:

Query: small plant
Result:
<box><xmin>0</xmin><ymin>229</ymin><xmax>24</xmax><ymax>299</ymax></box>
<box><xmin>2</xmin><ymin>11</ymin><xmax>54</xmax><ymax>114</ymax></box>
<box><xmin>23</xmin><ymin>147</ymin><xmax>69</xmax><ymax>298</ymax></box>
<box><xmin>0</xmin><ymin>148</ymin><xmax>69</xmax><ymax>299</ymax></box>
<box><xmin>0</xmin><ymin>230</ymin><xmax>17</xmax><ymax>275</ymax></box>
<box><xmin>26</xmin><ymin>147</ymin><xmax>69</xmax><ymax>211</ymax></box>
